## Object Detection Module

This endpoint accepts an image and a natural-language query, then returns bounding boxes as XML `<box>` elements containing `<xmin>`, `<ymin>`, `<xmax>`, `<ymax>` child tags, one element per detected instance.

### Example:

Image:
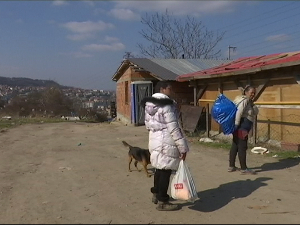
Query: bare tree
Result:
<box><xmin>138</xmin><ymin>10</ymin><xmax>225</xmax><ymax>59</ymax></box>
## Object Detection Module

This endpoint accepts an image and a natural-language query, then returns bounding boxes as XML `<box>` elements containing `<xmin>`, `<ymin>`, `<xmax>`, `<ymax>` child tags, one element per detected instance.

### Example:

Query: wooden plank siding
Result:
<box><xmin>255</xmin><ymin>79</ymin><xmax>300</xmax><ymax>144</ymax></box>
<box><xmin>195</xmin><ymin>70</ymin><xmax>300</xmax><ymax>144</ymax></box>
<box><xmin>170</xmin><ymin>81</ymin><xmax>194</xmax><ymax>108</ymax></box>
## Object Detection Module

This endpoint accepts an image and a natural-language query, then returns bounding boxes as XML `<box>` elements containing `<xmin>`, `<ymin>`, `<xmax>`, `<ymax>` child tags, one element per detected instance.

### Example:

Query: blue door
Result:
<box><xmin>131</xmin><ymin>81</ymin><xmax>152</xmax><ymax>126</ymax></box>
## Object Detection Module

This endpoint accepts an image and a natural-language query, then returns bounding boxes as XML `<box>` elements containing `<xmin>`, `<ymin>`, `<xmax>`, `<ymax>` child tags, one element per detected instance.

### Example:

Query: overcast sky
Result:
<box><xmin>1</xmin><ymin>1</ymin><xmax>300</xmax><ymax>90</ymax></box>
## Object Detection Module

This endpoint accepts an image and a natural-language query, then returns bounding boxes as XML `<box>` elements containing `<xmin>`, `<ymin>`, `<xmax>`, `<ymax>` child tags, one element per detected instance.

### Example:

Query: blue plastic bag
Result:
<box><xmin>211</xmin><ymin>94</ymin><xmax>237</xmax><ymax>135</ymax></box>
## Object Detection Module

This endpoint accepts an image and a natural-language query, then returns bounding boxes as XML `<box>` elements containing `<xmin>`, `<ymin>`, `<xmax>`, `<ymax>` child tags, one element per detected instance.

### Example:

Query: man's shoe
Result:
<box><xmin>152</xmin><ymin>194</ymin><xmax>158</xmax><ymax>204</ymax></box>
<box><xmin>156</xmin><ymin>201</ymin><xmax>180</xmax><ymax>211</ymax></box>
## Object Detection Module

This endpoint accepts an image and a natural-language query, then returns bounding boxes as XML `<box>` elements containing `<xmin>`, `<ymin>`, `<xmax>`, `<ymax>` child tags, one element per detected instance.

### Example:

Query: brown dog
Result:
<box><xmin>122</xmin><ymin>141</ymin><xmax>151</xmax><ymax>177</ymax></box>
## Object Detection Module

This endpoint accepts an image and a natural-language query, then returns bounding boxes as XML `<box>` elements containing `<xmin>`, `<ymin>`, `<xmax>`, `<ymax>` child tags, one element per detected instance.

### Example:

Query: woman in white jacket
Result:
<box><xmin>141</xmin><ymin>81</ymin><xmax>189</xmax><ymax>211</ymax></box>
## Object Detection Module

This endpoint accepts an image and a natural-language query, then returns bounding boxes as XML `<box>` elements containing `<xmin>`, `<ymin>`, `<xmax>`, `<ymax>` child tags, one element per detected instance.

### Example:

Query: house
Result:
<box><xmin>112</xmin><ymin>58</ymin><xmax>231</xmax><ymax>126</ymax></box>
<box><xmin>177</xmin><ymin>50</ymin><xmax>300</xmax><ymax>151</ymax></box>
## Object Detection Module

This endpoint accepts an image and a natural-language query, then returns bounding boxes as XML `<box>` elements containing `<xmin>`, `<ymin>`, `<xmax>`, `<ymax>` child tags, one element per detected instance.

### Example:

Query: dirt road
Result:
<box><xmin>0</xmin><ymin>121</ymin><xmax>299</xmax><ymax>224</ymax></box>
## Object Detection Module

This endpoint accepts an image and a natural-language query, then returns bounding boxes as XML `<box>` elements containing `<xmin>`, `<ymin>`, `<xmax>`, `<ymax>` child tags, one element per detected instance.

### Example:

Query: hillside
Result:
<box><xmin>0</xmin><ymin>76</ymin><xmax>67</xmax><ymax>88</ymax></box>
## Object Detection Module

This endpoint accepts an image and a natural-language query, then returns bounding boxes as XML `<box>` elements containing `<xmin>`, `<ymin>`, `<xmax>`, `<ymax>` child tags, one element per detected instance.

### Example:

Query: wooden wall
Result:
<box><xmin>170</xmin><ymin>81</ymin><xmax>194</xmax><ymax>108</ymax></box>
<box><xmin>196</xmin><ymin>72</ymin><xmax>300</xmax><ymax>144</ymax></box>
<box><xmin>255</xmin><ymin>79</ymin><xmax>300</xmax><ymax>144</ymax></box>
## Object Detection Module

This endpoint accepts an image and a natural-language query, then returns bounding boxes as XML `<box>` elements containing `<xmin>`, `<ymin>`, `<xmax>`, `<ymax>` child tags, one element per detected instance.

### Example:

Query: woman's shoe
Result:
<box><xmin>156</xmin><ymin>201</ymin><xmax>180</xmax><ymax>211</ymax></box>
<box><xmin>228</xmin><ymin>166</ymin><xmax>238</xmax><ymax>172</ymax></box>
<box><xmin>152</xmin><ymin>194</ymin><xmax>158</xmax><ymax>204</ymax></box>
<box><xmin>240</xmin><ymin>168</ymin><xmax>256</xmax><ymax>175</ymax></box>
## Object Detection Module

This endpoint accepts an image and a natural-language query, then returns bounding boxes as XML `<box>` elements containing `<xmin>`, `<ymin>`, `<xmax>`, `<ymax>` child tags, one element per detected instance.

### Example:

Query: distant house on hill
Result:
<box><xmin>177</xmin><ymin>50</ymin><xmax>300</xmax><ymax>150</ymax></box>
<box><xmin>112</xmin><ymin>58</ymin><xmax>231</xmax><ymax>126</ymax></box>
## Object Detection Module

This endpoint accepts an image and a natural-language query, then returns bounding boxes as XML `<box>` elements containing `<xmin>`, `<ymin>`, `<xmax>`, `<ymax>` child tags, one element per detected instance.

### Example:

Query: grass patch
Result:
<box><xmin>0</xmin><ymin>117</ymin><xmax>64</xmax><ymax>130</ymax></box>
<box><xmin>187</xmin><ymin>136</ymin><xmax>232</xmax><ymax>151</ymax></box>
<box><xmin>265</xmin><ymin>150</ymin><xmax>300</xmax><ymax>159</ymax></box>
<box><xmin>0</xmin><ymin>117</ymin><xmax>98</xmax><ymax>130</ymax></box>
<box><xmin>187</xmin><ymin>136</ymin><xmax>300</xmax><ymax>160</ymax></box>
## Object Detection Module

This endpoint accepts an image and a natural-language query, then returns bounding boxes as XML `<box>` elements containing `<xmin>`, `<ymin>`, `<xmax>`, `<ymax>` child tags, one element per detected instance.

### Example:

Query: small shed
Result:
<box><xmin>112</xmin><ymin>58</ymin><xmax>231</xmax><ymax>126</ymax></box>
<box><xmin>177</xmin><ymin>50</ymin><xmax>300</xmax><ymax>150</ymax></box>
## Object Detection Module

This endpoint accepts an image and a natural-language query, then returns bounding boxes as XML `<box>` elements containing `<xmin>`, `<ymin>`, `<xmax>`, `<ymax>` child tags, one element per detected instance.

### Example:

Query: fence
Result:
<box><xmin>254</xmin><ymin>112</ymin><xmax>300</xmax><ymax>150</ymax></box>
<box><xmin>197</xmin><ymin>103</ymin><xmax>300</xmax><ymax>151</ymax></box>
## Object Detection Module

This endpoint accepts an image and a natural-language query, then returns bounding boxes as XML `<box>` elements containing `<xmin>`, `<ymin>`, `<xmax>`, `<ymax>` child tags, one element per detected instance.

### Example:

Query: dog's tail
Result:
<box><xmin>122</xmin><ymin>140</ymin><xmax>132</xmax><ymax>148</ymax></box>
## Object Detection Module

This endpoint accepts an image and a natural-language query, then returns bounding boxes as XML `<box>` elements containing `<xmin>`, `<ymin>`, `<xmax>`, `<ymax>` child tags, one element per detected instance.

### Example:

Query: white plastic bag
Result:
<box><xmin>170</xmin><ymin>160</ymin><xmax>198</xmax><ymax>202</ymax></box>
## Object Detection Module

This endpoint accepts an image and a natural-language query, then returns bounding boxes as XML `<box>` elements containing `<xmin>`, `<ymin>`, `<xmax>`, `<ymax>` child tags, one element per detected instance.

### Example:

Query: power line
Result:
<box><xmin>237</xmin><ymin>29</ymin><xmax>300</xmax><ymax>55</ymax></box>
<box><xmin>218</xmin><ymin>1</ymin><xmax>297</xmax><ymax>31</ymax></box>
<box><xmin>222</xmin><ymin>6</ymin><xmax>300</xmax><ymax>42</ymax></box>
<box><xmin>231</xmin><ymin>20</ymin><xmax>300</xmax><ymax>47</ymax></box>
<box><xmin>217</xmin><ymin>3</ymin><xmax>300</xmax><ymax>58</ymax></box>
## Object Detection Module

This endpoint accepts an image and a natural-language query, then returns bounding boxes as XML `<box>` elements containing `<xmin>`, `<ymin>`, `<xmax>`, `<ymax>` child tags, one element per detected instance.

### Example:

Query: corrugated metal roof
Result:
<box><xmin>177</xmin><ymin>50</ymin><xmax>300</xmax><ymax>82</ymax></box>
<box><xmin>112</xmin><ymin>58</ymin><xmax>231</xmax><ymax>81</ymax></box>
<box><xmin>149</xmin><ymin>59</ymin><xmax>231</xmax><ymax>76</ymax></box>
<box><xmin>128</xmin><ymin>58</ymin><xmax>178</xmax><ymax>80</ymax></box>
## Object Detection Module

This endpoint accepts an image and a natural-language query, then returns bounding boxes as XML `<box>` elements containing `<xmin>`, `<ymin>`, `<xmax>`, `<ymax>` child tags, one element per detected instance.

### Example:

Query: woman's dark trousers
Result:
<box><xmin>229</xmin><ymin>132</ymin><xmax>248</xmax><ymax>170</ymax></box>
<box><xmin>150</xmin><ymin>169</ymin><xmax>172</xmax><ymax>202</ymax></box>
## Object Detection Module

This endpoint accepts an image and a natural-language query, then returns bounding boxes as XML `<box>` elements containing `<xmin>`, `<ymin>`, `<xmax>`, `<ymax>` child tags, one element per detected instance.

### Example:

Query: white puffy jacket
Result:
<box><xmin>141</xmin><ymin>93</ymin><xmax>189</xmax><ymax>171</ymax></box>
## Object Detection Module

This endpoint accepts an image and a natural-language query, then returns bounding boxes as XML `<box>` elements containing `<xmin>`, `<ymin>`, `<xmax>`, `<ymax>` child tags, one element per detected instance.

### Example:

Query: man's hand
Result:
<box><xmin>180</xmin><ymin>152</ymin><xmax>187</xmax><ymax>161</ymax></box>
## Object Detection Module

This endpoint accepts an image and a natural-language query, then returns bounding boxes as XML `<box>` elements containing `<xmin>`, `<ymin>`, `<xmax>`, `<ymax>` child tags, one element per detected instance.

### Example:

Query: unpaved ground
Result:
<box><xmin>0</xmin><ymin>121</ymin><xmax>299</xmax><ymax>224</ymax></box>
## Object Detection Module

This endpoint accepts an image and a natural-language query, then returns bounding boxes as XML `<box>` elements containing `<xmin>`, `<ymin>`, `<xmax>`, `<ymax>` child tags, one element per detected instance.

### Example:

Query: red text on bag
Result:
<box><xmin>174</xmin><ymin>183</ymin><xmax>183</xmax><ymax>189</ymax></box>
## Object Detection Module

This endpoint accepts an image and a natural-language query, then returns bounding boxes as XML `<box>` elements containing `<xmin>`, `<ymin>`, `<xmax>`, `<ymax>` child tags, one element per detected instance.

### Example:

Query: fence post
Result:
<box><xmin>206</xmin><ymin>103</ymin><xmax>210</xmax><ymax>138</ymax></box>
<box><xmin>267</xmin><ymin>119</ymin><xmax>271</xmax><ymax>141</ymax></box>
<box><xmin>254</xmin><ymin>115</ymin><xmax>257</xmax><ymax>144</ymax></box>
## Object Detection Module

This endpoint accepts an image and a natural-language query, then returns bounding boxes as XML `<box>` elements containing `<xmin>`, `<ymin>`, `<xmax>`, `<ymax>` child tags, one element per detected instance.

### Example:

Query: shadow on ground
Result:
<box><xmin>181</xmin><ymin>177</ymin><xmax>272</xmax><ymax>212</ymax></box>
<box><xmin>252</xmin><ymin>157</ymin><xmax>300</xmax><ymax>172</ymax></box>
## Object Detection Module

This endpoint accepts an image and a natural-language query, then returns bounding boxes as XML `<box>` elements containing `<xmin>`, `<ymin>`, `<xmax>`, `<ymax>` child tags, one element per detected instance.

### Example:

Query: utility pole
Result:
<box><xmin>123</xmin><ymin>51</ymin><xmax>133</xmax><ymax>59</ymax></box>
<box><xmin>228</xmin><ymin>45</ymin><xmax>237</xmax><ymax>60</ymax></box>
